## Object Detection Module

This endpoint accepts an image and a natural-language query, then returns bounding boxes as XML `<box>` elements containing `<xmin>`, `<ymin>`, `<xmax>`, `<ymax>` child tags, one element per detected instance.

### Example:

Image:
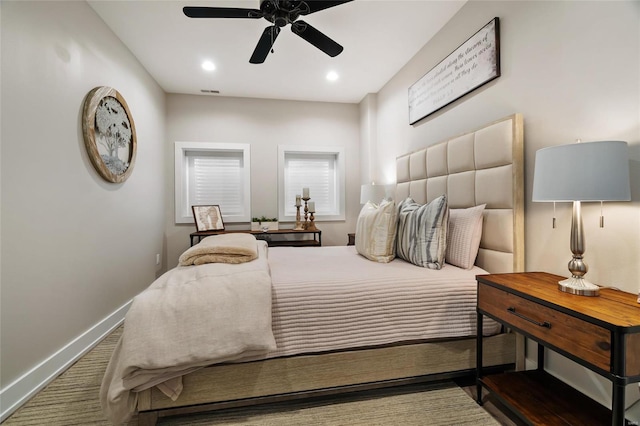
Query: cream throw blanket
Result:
<box><xmin>179</xmin><ymin>233</ymin><xmax>258</xmax><ymax>266</ymax></box>
<box><xmin>100</xmin><ymin>241</ymin><xmax>276</xmax><ymax>424</ymax></box>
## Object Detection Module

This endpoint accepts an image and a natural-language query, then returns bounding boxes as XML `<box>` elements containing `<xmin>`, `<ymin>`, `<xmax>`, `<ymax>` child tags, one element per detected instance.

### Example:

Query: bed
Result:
<box><xmin>103</xmin><ymin>113</ymin><xmax>524</xmax><ymax>425</ymax></box>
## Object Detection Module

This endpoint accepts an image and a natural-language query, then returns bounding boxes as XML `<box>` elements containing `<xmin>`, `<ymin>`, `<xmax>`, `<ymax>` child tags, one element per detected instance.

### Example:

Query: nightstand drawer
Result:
<box><xmin>478</xmin><ymin>283</ymin><xmax>611</xmax><ymax>372</ymax></box>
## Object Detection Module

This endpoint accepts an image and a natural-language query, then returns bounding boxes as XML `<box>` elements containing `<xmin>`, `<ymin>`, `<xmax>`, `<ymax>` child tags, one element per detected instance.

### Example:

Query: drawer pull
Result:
<box><xmin>507</xmin><ymin>307</ymin><xmax>551</xmax><ymax>329</ymax></box>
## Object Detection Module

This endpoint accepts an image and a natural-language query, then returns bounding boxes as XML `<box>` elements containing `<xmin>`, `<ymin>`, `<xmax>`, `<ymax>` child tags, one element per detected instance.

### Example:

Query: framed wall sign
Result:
<box><xmin>408</xmin><ymin>17</ymin><xmax>500</xmax><ymax>124</ymax></box>
<box><xmin>82</xmin><ymin>86</ymin><xmax>137</xmax><ymax>183</ymax></box>
<box><xmin>192</xmin><ymin>205</ymin><xmax>225</xmax><ymax>231</ymax></box>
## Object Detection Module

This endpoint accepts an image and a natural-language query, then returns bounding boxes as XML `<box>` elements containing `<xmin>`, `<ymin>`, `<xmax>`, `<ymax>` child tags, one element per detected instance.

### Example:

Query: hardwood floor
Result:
<box><xmin>454</xmin><ymin>376</ymin><xmax>525</xmax><ymax>426</ymax></box>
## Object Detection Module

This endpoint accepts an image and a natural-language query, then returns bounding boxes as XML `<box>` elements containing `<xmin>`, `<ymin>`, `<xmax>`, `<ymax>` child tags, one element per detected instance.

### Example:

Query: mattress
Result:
<box><xmin>259</xmin><ymin>245</ymin><xmax>500</xmax><ymax>359</ymax></box>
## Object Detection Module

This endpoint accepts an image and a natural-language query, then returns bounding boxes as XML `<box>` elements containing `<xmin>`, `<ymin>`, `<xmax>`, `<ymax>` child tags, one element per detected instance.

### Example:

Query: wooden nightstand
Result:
<box><xmin>476</xmin><ymin>272</ymin><xmax>640</xmax><ymax>426</ymax></box>
<box><xmin>347</xmin><ymin>233</ymin><xmax>355</xmax><ymax>246</ymax></box>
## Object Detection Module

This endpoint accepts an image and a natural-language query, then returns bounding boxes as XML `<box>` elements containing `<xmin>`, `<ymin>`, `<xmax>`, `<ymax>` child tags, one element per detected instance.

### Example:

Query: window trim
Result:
<box><xmin>175</xmin><ymin>142</ymin><xmax>251</xmax><ymax>224</ymax></box>
<box><xmin>278</xmin><ymin>145</ymin><xmax>346</xmax><ymax>222</ymax></box>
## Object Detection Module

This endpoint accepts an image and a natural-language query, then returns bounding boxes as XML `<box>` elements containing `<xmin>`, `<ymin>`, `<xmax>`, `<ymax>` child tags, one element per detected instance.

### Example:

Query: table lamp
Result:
<box><xmin>532</xmin><ymin>140</ymin><xmax>630</xmax><ymax>296</ymax></box>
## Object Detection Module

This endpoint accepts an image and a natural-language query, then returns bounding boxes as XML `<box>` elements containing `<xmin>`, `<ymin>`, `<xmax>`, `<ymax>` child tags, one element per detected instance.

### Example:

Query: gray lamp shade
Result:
<box><xmin>532</xmin><ymin>141</ymin><xmax>631</xmax><ymax>202</ymax></box>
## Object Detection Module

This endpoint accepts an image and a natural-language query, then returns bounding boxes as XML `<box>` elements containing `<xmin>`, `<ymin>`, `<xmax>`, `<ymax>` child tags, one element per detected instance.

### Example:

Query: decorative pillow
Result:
<box><xmin>446</xmin><ymin>204</ymin><xmax>486</xmax><ymax>269</ymax></box>
<box><xmin>355</xmin><ymin>199</ymin><xmax>397</xmax><ymax>263</ymax></box>
<box><xmin>396</xmin><ymin>195</ymin><xmax>448</xmax><ymax>269</ymax></box>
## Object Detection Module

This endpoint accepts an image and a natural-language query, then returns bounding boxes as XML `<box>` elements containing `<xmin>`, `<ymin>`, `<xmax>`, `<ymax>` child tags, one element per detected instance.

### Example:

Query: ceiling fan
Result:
<box><xmin>183</xmin><ymin>1</ymin><xmax>353</xmax><ymax>64</ymax></box>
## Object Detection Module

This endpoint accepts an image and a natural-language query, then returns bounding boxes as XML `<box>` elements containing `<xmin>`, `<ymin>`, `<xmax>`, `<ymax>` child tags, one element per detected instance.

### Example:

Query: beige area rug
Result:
<box><xmin>4</xmin><ymin>326</ymin><xmax>499</xmax><ymax>426</ymax></box>
<box><xmin>156</xmin><ymin>384</ymin><xmax>500</xmax><ymax>425</ymax></box>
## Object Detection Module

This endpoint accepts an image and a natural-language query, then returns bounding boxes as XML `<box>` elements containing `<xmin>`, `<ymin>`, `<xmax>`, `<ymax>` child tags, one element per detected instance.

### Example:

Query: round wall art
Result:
<box><xmin>82</xmin><ymin>86</ymin><xmax>137</xmax><ymax>183</ymax></box>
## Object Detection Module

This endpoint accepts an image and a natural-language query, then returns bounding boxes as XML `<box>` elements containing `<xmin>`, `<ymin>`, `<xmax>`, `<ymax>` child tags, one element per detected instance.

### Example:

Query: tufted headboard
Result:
<box><xmin>395</xmin><ymin>114</ymin><xmax>524</xmax><ymax>274</ymax></box>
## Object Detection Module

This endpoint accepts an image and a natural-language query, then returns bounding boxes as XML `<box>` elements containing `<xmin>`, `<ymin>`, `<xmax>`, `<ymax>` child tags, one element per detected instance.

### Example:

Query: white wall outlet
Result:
<box><xmin>156</xmin><ymin>254</ymin><xmax>161</xmax><ymax>265</ymax></box>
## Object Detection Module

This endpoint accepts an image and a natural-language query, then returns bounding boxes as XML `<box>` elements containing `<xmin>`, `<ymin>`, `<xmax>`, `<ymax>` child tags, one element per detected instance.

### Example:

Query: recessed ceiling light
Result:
<box><xmin>326</xmin><ymin>71</ymin><xmax>339</xmax><ymax>81</ymax></box>
<box><xmin>201</xmin><ymin>60</ymin><xmax>216</xmax><ymax>71</ymax></box>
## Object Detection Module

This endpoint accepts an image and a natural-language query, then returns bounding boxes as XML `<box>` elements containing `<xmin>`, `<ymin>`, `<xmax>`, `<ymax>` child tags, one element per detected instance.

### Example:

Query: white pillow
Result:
<box><xmin>446</xmin><ymin>204</ymin><xmax>485</xmax><ymax>269</ymax></box>
<box><xmin>355</xmin><ymin>199</ymin><xmax>397</xmax><ymax>263</ymax></box>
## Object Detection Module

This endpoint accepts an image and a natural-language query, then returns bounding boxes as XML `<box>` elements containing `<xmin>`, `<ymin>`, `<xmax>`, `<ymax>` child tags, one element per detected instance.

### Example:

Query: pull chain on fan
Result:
<box><xmin>183</xmin><ymin>0</ymin><xmax>353</xmax><ymax>64</ymax></box>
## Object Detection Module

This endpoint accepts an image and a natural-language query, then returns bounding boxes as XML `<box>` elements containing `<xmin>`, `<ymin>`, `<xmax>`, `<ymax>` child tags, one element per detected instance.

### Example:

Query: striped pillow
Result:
<box><xmin>396</xmin><ymin>195</ymin><xmax>448</xmax><ymax>269</ymax></box>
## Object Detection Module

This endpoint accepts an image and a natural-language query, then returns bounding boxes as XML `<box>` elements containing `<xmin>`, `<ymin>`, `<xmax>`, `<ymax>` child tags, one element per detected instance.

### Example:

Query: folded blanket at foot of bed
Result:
<box><xmin>100</xmin><ymin>240</ymin><xmax>275</xmax><ymax>424</ymax></box>
<box><xmin>179</xmin><ymin>233</ymin><xmax>258</xmax><ymax>266</ymax></box>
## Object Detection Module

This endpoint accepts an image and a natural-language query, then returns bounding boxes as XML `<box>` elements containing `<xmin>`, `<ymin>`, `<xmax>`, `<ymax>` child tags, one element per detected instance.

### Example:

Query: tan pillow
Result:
<box><xmin>355</xmin><ymin>199</ymin><xmax>397</xmax><ymax>263</ymax></box>
<box><xmin>446</xmin><ymin>204</ymin><xmax>485</xmax><ymax>269</ymax></box>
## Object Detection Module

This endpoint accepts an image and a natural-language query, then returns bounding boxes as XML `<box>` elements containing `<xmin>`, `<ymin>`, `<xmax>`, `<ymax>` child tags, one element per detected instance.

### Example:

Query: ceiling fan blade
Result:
<box><xmin>291</xmin><ymin>21</ymin><xmax>343</xmax><ymax>57</ymax></box>
<box><xmin>183</xmin><ymin>6</ymin><xmax>263</xmax><ymax>19</ymax></box>
<box><xmin>250</xmin><ymin>26</ymin><xmax>281</xmax><ymax>64</ymax></box>
<box><xmin>299</xmin><ymin>0</ymin><xmax>353</xmax><ymax>15</ymax></box>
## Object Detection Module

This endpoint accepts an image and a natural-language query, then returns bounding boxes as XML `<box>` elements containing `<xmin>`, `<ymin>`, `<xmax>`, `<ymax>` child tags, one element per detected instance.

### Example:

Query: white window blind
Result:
<box><xmin>278</xmin><ymin>145</ymin><xmax>345</xmax><ymax>222</ymax></box>
<box><xmin>188</xmin><ymin>151</ymin><xmax>244</xmax><ymax>216</ymax></box>
<box><xmin>175</xmin><ymin>142</ymin><xmax>251</xmax><ymax>223</ymax></box>
<box><xmin>283</xmin><ymin>153</ymin><xmax>336</xmax><ymax>217</ymax></box>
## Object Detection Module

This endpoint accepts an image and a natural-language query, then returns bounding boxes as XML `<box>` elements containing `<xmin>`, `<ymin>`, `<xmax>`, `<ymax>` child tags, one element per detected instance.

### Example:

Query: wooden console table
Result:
<box><xmin>190</xmin><ymin>229</ymin><xmax>321</xmax><ymax>248</ymax></box>
<box><xmin>476</xmin><ymin>272</ymin><xmax>640</xmax><ymax>426</ymax></box>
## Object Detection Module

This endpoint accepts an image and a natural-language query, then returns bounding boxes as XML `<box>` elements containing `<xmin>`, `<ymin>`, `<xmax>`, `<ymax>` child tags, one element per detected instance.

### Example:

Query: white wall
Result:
<box><xmin>368</xmin><ymin>0</ymin><xmax>639</xmax><ymax>411</ymax></box>
<box><xmin>359</xmin><ymin>93</ymin><xmax>377</xmax><ymax>185</ymax></box>
<box><xmin>0</xmin><ymin>0</ymin><xmax>166</xmax><ymax>412</ymax></box>
<box><xmin>164</xmin><ymin>94</ymin><xmax>360</xmax><ymax>268</ymax></box>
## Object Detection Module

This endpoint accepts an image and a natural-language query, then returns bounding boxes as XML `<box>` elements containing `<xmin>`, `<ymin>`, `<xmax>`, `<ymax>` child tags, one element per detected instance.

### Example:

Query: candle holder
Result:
<box><xmin>302</xmin><ymin>197</ymin><xmax>310</xmax><ymax>230</ymax></box>
<box><xmin>306</xmin><ymin>209</ymin><xmax>318</xmax><ymax>231</ymax></box>
<box><xmin>293</xmin><ymin>203</ymin><xmax>305</xmax><ymax>230</ymax></box>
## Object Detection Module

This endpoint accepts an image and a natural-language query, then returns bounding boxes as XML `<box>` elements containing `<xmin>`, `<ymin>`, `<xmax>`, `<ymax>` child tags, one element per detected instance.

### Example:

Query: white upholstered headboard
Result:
<box><xmin>396</xmin><ymin>114</ymin><xmax>524</xmax><ymax>274</ymax></box>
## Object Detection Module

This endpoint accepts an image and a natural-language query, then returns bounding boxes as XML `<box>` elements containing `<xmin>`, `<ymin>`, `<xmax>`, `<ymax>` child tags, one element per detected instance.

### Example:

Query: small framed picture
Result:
<box><xmin>191</xmin><ymin>205</ymin><xmax>225</xmax><ymax>231</ymax></box>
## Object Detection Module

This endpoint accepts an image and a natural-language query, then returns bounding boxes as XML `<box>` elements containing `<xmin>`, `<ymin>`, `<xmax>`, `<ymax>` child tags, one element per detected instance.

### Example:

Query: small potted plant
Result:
<box><xmin>251</xmin><ymin>216</ymin><xmax>279</xmax><ymax>231</ymax></box>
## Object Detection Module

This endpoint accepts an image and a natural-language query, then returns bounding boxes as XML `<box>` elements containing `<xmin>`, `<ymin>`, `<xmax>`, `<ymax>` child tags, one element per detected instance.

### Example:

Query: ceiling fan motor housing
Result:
<box><xmin>261</xmin><ymin>0</ymin><xmax>302</xmax><ymax>27</ymax></box>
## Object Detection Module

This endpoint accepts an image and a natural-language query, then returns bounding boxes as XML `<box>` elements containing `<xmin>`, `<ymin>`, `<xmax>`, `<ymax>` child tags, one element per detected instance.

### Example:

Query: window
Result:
<box><xmin>278</xmin><ymin>145</ymin><xmax>345</xmax><ymax>222</ymax></box>
<box><xmin>175</xmin><ymin>142</ymin><xmax>251</xmax><ymax>223</ymax></box>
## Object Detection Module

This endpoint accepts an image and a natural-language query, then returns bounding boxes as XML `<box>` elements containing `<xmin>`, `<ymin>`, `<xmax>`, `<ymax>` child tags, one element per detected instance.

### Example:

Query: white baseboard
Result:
<box><xmin>0</xmin><ymin>300</ymin><xmax>132</xmax><ymax>422</ymax></box>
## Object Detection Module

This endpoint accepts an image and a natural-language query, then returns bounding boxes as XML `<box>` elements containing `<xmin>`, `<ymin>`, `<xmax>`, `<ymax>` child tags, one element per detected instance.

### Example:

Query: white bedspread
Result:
<box><xmin>259</xmin><ymin>245</ymin><xmax>499</xmax><ymax>359</ymax></box>
<box><xmin>100</xmin><ymin>241</ymin><xmax>275</xmax><ymax>424</ymax></box>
